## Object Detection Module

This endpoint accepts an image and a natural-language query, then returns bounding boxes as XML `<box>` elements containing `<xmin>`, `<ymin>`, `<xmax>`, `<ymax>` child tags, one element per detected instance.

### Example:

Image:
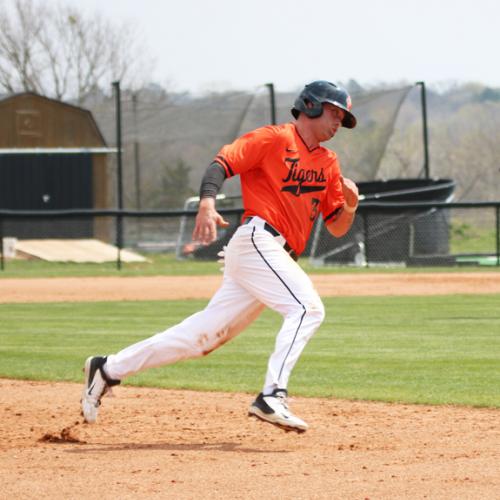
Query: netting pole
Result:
<box><xmin>132</xmin><ymin>92</ymin><xmax>142</xmax><ymax>243</ymax></box>
<box><xmin>113</xmin><ymin>81</ymin><xmax>123</xmax><ymax>270</ymax></box>
<box><xmin>265</xmin><ymin>83</ymin><xmax>277</xmax><ymax>125</ymax></box>
<box><xmin>416</xmin><ymin>81</ymin><xmax>430</xmax><ymax>179</ymax></box>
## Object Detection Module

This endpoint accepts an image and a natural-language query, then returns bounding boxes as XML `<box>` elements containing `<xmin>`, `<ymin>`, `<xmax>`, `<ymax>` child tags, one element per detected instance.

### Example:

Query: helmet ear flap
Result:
<box><xmin>292</xmin><ymin>95</ymin><xmax>323</xmax><ymax>119</ymax></box>
<box><xmin>304</xmin><ymin>97</ymin><xmax>323</xmax><ymax>118</ymax></box>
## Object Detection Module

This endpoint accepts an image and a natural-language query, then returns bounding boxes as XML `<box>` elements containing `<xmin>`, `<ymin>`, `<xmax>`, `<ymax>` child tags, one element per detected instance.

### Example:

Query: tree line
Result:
<box><xmin>0</xmin><ymin>0</ymin><xmax>150</xmax><ymax>103</ymax></box>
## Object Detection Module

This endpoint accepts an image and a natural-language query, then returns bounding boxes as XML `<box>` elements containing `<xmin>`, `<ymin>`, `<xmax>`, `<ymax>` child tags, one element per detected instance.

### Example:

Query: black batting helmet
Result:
<box><xmin>291</xmin><ymin>80</ymin><xmax>357</xmax><ymax>128</ymax></box>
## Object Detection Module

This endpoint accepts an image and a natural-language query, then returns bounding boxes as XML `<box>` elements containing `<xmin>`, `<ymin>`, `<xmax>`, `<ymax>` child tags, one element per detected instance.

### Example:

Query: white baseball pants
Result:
<box><xmin>105</xmin><ymin>216</ymin><xmax>325</xmax><ymax>394</ymax></box>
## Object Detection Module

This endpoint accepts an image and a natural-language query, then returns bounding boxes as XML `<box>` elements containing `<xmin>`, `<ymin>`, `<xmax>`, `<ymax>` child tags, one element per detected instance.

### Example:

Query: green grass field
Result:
<box><xmin>1</xmin><ymin>294</ymin><xmax>499</xmax><ymax>407</ymax></box>
<box><xmin>450</xmin><ymin>221</ymin><xmax>498</xmax><ymax>255</ymax></box>
<box><xmin>0</xmin><ymin>253</ymin><xmax>221</xmax><ymax>278</ymax></box>
<box><xmin>1</xmin><ymin>252</ymin><xmax>499</xmax><ymax>278</ymax></box>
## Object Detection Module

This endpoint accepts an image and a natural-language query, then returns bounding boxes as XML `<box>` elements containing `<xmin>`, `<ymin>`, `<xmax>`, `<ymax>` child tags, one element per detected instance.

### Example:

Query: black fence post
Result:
<box><xmin>0</xmin><ymin>217</ymin><xmax>4</xmax><ymax>271</ymax></box>
<box><xmin>116</xmin><ymin>215</ymin><xmax>123</xmax><ymax>270</ymax></box>
<box><xmin>496</xmin><ymin>205</ymin><xmax>500</xmax><ymax>267</ymax></box>
<box><xmin>363</xmin><ymin>212</ymin><xmax>370</xmax><ymax>267</ymax></box>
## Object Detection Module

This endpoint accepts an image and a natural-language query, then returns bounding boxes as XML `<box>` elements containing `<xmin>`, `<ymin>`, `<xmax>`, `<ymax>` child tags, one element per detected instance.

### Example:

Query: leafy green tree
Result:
<box><xmin>151</xmin><ymin>159</ymin><xmax>196</xmax><ymax>209</ymax></box>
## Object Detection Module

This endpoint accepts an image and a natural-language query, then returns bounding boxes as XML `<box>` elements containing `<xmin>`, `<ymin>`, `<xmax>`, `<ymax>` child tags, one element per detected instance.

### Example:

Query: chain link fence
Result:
<box><xmin>309</xmin><ymin>204</ymin><xmax>499</xmax><ymax>267</ymax></box>
<box><xmin>1</xmin><ymin>202</ymin><xmax>499</xmax><ymax>270</ymax></box>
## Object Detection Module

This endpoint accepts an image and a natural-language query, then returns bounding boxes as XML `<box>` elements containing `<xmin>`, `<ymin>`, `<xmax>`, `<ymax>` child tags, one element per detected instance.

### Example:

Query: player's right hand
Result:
<box><xmin>192</xmin><ymin>197</ymin><xmax>229</xmax><ymax>245</ymax></box>
<box><xmin>340</xmin><ymin>176</ymin><xmax>359</xmax><ymax>211</ymax></box>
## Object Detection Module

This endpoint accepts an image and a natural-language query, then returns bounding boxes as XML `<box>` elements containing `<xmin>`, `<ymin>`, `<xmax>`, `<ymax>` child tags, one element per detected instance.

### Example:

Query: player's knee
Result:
<box><xmin>307</xmin><ymin>297</ymin><xmax>325</xmax><ymax>326</ymax></box>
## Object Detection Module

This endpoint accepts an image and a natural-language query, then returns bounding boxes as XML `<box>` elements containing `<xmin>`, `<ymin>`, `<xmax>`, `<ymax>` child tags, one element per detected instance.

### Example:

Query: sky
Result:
<box><xmin>56</xmin><ymin>0</ymin><xmax>499</xmax><ymax>94</ymax></box>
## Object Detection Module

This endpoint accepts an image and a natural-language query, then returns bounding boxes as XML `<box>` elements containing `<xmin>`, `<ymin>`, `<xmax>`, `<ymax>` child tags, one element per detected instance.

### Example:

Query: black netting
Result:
<box><xmin>80</xmin><ymin>84</ymin><xmax>415</xmax><ymax>209</ymax></box>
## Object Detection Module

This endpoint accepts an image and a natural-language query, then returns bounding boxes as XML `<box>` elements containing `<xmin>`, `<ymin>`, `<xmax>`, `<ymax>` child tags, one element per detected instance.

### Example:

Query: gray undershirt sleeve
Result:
<box><xmin>199</xmin><ymin>162</ymin><xmax>227</xmax><ymax>198</ymax></box>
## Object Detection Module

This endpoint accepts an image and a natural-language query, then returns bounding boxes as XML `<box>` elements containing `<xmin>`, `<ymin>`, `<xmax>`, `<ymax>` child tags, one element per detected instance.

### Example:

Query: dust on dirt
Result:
<box><xmin>38</xmin><ymin>423</ymin><xmax>86</xmax><ymax>444</ymax></box>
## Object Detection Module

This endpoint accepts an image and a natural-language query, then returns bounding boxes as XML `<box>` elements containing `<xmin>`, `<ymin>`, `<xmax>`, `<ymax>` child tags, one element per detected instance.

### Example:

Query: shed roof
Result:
<box><xmin>0</xmin><ymin>92</ymin><xmax>108</xmax><ymax>148</ymax></box>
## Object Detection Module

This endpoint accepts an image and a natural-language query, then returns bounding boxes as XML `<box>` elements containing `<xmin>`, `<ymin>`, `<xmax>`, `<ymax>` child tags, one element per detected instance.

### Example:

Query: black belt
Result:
<box><xmin>244</xmin><ymin>217</ymin><xmax>298</xmax><ymax>261</ymax></box>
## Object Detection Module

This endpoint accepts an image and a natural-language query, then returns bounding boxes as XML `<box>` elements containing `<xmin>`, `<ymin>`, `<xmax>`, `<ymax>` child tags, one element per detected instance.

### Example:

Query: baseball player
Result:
<box><xmin>82</xmin><ymin>80</ymin><xmax>359</xmax><ymax>433</ymax></box>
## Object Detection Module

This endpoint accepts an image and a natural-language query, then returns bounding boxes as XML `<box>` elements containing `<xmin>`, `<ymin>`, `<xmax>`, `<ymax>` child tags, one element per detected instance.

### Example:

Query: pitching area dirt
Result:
<box><xmin>0</xmin><ymin>272</ymin><xmax>499</xmax><ymax>498</ymax></box>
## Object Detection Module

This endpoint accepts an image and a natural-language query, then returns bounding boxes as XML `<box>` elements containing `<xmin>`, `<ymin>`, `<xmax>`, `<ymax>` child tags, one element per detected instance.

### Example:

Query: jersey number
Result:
<box><xmin>310</xmin><ymin>198</ymin><xmax>320</xmax><ymax>221</ymax></box>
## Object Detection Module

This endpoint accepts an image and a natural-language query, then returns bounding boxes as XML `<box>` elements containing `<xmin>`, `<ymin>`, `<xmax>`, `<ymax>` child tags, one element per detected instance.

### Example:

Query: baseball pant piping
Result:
<box><xmin>231</xmin><ymin>223</ymin><xmax>324</xmax><ymax>392</ymax></box>
<box><xmin>250</xmin><ymin>226</ymin><xmax>308</xmax><ymax>385</ymax></box>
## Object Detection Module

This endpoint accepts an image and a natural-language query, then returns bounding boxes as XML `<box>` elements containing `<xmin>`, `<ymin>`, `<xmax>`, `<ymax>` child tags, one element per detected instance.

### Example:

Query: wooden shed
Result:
<box><xmin>0</xmin><ymin>92</ymin><xmax>115</xmax><ymax>239</ymax></box>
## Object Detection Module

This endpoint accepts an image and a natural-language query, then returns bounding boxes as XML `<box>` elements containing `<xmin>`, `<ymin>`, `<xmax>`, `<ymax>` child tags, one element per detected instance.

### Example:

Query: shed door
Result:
<box><xmin>0</xmin><ymin>153</ymin><xmax>93</xmax><ymax>238</ymax></box>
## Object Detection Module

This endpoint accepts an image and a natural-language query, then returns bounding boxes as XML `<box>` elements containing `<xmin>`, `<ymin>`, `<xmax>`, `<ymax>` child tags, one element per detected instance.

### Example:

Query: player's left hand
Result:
<box><xmin>341</xmin><ymin>176</ymin><xmax>359</xmax><ymax>212</ymax></box>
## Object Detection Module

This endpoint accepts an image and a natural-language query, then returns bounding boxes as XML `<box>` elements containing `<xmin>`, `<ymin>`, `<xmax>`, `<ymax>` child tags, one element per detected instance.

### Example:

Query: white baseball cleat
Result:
<box><xmin>248</xmin><ymin>388</ymin><xmax>308</xmax><ymax>433</ymax></box>
<box><xmin>81</xmin><ymin>356</ymin><xmax>120</xmax><ymax>424</ymax></box>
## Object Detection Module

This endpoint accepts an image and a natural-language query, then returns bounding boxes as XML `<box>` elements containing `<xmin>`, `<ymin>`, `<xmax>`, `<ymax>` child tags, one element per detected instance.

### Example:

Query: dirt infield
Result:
<box><xmin>1</xmin><ymin>272</ymin><xmax>499</xmax><ymax>499</ymax></box>
<box><xmin>1</xmin><ymin>271</ymin><xmax>500</xmax><ymax>303</ymax></box>
<box><xmin>1</xmin><ymin>380</ymin><xmax>499</xmax><ymax>499</ymax></box>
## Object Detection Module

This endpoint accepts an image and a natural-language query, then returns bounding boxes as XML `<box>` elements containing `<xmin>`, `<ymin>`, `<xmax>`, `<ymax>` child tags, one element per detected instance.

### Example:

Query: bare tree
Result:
<box><xmin>0</xmin><ymin>0</ymin><xmax>153</xmax><ymax>102</ymax></box>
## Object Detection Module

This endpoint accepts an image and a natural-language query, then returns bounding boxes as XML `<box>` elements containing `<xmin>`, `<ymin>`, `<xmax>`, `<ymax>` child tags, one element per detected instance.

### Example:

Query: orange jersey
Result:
<box><xmin>214</xmin><ymin>123</ymin><xmax>345</xmax><ymax>255</ymax></box>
